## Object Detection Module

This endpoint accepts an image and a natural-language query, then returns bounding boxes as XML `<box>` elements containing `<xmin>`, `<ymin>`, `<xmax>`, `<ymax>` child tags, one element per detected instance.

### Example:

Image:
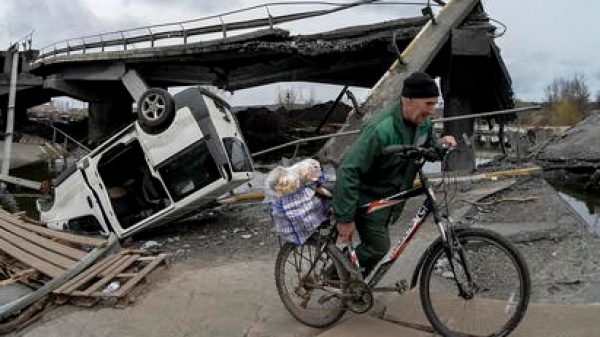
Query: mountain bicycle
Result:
<box><xmin>274</xmin><ymin>144</ymin><xmax>531</xmax><ymax>337</ymax></box>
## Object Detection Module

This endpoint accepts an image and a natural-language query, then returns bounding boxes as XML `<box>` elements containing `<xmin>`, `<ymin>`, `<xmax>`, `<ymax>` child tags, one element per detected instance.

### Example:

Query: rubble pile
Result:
<box><xmin>535</xmin><ymin>113</ymin><xmax>600</xmax><ymax>190</ymax></box>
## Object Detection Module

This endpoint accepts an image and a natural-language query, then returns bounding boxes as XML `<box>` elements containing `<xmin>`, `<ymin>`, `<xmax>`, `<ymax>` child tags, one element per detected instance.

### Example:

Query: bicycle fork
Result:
<box><xmin>442</xmin><ymin>228</ymin><xmax>476</xmax><ymax>299</ymax></box>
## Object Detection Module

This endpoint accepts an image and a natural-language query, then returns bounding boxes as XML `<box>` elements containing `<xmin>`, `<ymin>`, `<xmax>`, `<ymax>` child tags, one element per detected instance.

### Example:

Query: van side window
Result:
<box><xmin>158</xmin><ymin>140</ymin><xmax>221</xmax><ymax>202</ymax></box>
<box><xmin>223</xmin><ymin>137</ymin><xmax>252</xmax><ymax>172</ymax></box>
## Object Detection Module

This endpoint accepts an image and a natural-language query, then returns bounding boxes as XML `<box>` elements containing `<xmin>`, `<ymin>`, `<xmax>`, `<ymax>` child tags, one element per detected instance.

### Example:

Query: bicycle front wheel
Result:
<box><xmin>275</xmin><ymin>239</ymin><xmax>348</xmax><ymax>328</ymax></box>
<box><xmin>420</xmin><ymin>228</ymin><xmax>530</xmax><ymax>337</ymax></box>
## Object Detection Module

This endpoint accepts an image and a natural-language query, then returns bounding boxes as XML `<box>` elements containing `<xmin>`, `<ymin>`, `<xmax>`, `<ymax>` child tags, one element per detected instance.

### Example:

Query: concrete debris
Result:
<box><xmin>142</xmin><ymin>240</ymin><xmax>164</xmax><ymax>250</ymax></box>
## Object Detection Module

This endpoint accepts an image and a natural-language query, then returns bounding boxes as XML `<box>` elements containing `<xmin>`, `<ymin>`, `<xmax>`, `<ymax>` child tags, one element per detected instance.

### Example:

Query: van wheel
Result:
<box><xmin>137</xmin><ymin>88</ymin><xmax>176</xmax><ymax>134</ymax></box>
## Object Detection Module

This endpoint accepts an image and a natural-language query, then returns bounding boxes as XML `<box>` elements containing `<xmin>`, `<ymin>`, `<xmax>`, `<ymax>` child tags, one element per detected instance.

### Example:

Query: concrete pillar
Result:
<box><xmin>2</xmin><ymin>52</ymin><xmax>13</xmax><ymax>74</ymax></box>
<box><xmin>88</xmin><ymin>97</ymin><xmax>134</xmax><ymax>146</ymax></box>
<box><xmin>442</xmin><ymin>96</ymin><xmax>475</xmax><ymax>172</ymax></box>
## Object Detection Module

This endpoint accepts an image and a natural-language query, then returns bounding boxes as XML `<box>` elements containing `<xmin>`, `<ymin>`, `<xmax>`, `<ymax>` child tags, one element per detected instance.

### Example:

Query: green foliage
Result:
<box><xmin>544</xmin><ymin>73</ymin><xmax>590</xmax><ymax>126</ymax></box>
<box><xmin>549</xmin><ymin>100</ymin><xmax>585</xmax><ymax>126</ymax></box>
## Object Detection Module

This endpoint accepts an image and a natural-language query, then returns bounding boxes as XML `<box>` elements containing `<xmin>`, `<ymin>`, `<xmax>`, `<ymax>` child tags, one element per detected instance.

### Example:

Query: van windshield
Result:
<box><xmin>158</xmin><ymin>140</ymin><xmax>221</xmax><ymax>202</ymax></box>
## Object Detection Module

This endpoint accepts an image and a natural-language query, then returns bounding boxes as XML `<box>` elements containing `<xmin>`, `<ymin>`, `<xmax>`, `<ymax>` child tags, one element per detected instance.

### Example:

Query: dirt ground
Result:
<box><xmin>124</xmin><ymin>167</ymin><xmax>600</xmax><ymax>305</ymax></box>
<box><xmin>7</xmin><ymin>162</ymin><xmax>599</xmax><ymax>337</ymax></box>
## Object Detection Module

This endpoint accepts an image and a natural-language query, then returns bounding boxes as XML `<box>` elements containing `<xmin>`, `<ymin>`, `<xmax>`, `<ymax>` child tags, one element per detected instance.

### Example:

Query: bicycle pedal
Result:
<box><xmin>394</xmin><ymin>280</ymin><xmax>408</xmax><ymax>294</ymax></box>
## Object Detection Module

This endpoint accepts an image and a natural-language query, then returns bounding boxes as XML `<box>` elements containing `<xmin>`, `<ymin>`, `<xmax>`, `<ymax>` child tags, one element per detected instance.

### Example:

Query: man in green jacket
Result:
<box><xmin>332</xmin><ymin>72</ymin><xmax>456</xmax><ymax>276</ymax></box>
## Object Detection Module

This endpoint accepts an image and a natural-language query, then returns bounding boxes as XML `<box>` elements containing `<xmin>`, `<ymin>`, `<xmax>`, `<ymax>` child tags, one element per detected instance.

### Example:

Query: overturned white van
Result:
<box><xmin>37</xmin><ymin>87</ymin><xmax>254</xmax><ymax>238</ymax></box>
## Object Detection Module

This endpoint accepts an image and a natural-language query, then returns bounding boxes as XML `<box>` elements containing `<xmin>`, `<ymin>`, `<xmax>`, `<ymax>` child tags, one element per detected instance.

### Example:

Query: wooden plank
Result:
<box><xmin>0</xmin><ymin>227</ymin><xmax>77</xmax><ymax>269</ymax></box>
<box><xmin>0</xmin><ymin>269</ymin><xmax>37</xmax><ymax>287</ymax></box>
<box><xmin>102</xmin><ymin>253</ymin><xmax>167</xmax><ymax>298</ymax></box>
<box><xmin>1</xmin><ymin>234</ymin><xmax>117</xmax><ymax>321</ymax></box>
<box><xmin>137</xmin><ymin>256</ymin><xmax>156</xmax><ymax>261</ymax></box>
<box><xmin>72</xmin><ymin>254</ymin><xmax>140</xmax><ymax>296</ymax></box>
<box><xmin>97</xmin><ymin>254</ymin><xmax>136</xmax><ymax>278</ymax></box>
<box><xmin>0</xmin><ymin>237</ymin><xmax>64</xmax><ymax>278</ymax></box>
<box><xmin>55</xmin><ymin>253</ymin><xmax>123</xmax><ymax>293</ymax></box>
<box><xmin>0</xmin><ymin>211</ymin><xmax>107</xmax><ymax>247</ymax></box>
<box><xmin>0</xmin><ymin>220</ymin><xmax>87</xmax><ymax>260</ymax></box>
<box><xmin>54</xmin><ymin>253</ymin><xmax>123</xmax><ymax>294</ymax></box>
<box><xmin>18</xmin><ymin>213</ymin><xmax>45</xmax><ymax>226</ymax></box>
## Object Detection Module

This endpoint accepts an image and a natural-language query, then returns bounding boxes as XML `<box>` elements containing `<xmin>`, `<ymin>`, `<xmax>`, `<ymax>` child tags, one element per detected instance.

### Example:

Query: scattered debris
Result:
<box><xmin>0</xmin><ymin>208</ymin><xmax>115</xmax><ymax>332</ymax></box>
<box><xmin>141</xmin><ymin>240</ymin><xmax>164</xmax><ymax>250</ymax></box>
<box><xmin>459</xmin><ymin>196</ymin><xmax>539</xmax><ymax>206</ymax></box>
<box><xmin>0</xmin><ymin>209</ymin><xmax>167</xmax><ymax>333</ymax></box>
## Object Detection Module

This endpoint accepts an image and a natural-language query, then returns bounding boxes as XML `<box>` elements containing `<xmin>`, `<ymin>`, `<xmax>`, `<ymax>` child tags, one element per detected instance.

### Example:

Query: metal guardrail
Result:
<box><xmin>49</xmin><ymin>124</ymin><xmax>90</xmax><ymax>153</ymax></box>
<box><xmin>35</xmin><ymin>1</ymin><xmax>434</xmax><ymax>61</ymax></box>
<box><xmin>251</xmin><ymin>106</ymin><xmax>542</xmax><ymax>158</ymax></box>
<box><xmin>251</xmin><ymin>130</ymin><xmax>359</xmax><ymax>158</ymax></box>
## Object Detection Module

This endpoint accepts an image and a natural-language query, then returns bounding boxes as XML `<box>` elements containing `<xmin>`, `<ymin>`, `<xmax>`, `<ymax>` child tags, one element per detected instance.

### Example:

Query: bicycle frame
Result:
<box><xmin>348</xmin><ymin>166</ymin><xmax>450</xmax><ymax>288</ymax></box>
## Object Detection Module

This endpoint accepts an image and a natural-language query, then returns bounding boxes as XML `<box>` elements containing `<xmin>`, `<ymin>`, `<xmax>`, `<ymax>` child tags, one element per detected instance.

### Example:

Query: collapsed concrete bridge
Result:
<box><xmin>1</xmin><ymin>0</ymin><xmax>514</xmax><ymax>170</ymax></box>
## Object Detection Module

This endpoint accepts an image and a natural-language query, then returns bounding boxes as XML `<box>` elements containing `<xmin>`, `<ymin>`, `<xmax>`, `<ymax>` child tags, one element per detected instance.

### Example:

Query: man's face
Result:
<box><xmin>402</xmin><ymin>97</ymin><xmax>438</xmax><ymax>125</ymax></box>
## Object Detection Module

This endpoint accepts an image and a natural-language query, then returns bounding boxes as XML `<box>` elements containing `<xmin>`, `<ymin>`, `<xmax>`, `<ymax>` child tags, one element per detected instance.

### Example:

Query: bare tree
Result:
<box><xmin>276</xmin><ymin>85</ymin><xmax>322</xmax><ymax>110</ymax></box>
<box><xmin>277</xmin><ymin>86</ymin><xmax>299</xmax><ymax>110</ymax></box>
<box><xmin>305</xmin><ymin>87</ymin><xmax>317</xmax><ymax>106</ymax></box>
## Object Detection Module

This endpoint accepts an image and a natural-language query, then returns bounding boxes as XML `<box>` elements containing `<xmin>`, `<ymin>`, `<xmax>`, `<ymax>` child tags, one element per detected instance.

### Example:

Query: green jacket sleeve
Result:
<box><xmin>332</xmin><ymin>124</ymin><xmax>381</xmax><ymax>223</ymax></box>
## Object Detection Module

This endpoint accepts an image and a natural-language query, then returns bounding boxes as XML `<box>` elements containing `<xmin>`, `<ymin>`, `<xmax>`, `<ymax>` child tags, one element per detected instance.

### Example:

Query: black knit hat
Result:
<box><xmin>401</xmin><ymin>72</ymin><xmax>439</xmax><ymax>98</ymax></box>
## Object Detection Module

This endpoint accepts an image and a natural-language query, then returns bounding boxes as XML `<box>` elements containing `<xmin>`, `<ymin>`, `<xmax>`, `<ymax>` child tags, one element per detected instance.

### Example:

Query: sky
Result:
<box><xmin>1</xmin><ymin>0</ymin><xmax>599</xmax><ymax>106</ymax></box>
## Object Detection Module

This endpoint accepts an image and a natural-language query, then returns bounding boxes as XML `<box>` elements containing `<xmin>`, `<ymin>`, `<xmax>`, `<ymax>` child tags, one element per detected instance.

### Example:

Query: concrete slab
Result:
<box><xmin>11</xmin><ymin>260</ymin><xmax>321</xmax><ymax>337</ymax></box>
<box><xmin>478</xmin><ymin>222</ymin><xmax>572</xmax><ymax>242</ymax></box>
<box><xmin>385</xmin><ymin>289</ymin><xmax>600</xmax><ymax>337</ymax></box>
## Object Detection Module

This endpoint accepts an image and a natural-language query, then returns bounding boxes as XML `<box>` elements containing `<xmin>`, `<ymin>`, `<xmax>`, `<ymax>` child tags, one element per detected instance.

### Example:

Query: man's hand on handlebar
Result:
<box><xmin>440</xmin><ymin>135</ymin><xmax>457</xmax><ymax>148</ymax></box>
<box><xmin>337</xmin><ymin>222</ymin><xmax>355</xmax><ymax>243</ymax></box>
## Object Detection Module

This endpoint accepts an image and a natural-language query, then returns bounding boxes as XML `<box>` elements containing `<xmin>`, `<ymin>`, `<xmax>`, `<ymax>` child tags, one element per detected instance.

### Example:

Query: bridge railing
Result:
<box><xmin>35</xmin><ymin>1</ymin><xmax>432</xmax><ymax>61</ymax></box>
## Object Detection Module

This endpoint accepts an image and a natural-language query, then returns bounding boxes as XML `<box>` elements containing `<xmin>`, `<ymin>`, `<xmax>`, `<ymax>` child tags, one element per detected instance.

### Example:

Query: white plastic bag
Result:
<box><xmin>265</xmin><ymin>159</ymin><xmax>329</xmax><ymax>245</ymax></box>
<box><xmin>265</xmin><ymin>159</ymin><xmax>322</xmax><ymax>197</ymax></box>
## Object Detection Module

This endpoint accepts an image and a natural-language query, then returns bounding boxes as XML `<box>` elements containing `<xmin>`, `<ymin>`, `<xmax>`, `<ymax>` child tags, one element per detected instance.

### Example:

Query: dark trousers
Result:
<box><xmin>354</xmin><ymin>200</ymin><xmax>404</xmax><ymax>276</ymax></box>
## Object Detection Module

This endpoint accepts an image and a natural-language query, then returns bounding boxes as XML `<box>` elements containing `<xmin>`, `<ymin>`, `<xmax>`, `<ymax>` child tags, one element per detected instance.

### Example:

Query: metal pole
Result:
<box><xmin>251</xmin><ymin>130</ymin><xmax>359</xmax><ymax>158</ymax></box>
<box><xmin>2</xmin><ymin>45</ymin><xmax>20</xmax><ymax>188</ymax></box>
<box><xmin>432</xmin><ymin>106</ymin><xmax>541</xmax><ymax>123</ymax></box>
<box><xmin>315</xmin><ymin>85</ymin><xmax>348</xmax><ymax>134</ymax></box>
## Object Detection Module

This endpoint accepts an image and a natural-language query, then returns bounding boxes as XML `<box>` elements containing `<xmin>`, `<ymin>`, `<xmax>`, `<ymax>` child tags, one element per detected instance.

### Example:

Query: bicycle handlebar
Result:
<box><xmin>381</xmin><ymin>143</ymin><xmax>452</xmax><ymax>162</ymax></box>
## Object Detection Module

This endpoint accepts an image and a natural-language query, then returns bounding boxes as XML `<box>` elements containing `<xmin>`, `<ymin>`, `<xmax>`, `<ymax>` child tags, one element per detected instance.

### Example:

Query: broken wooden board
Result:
<box><xmin>0</xmin><ymin>208</ymin><xmax>117</xmax><ymax>324</ymax></box>
<box><xmin>53</xmin><ymin>252</ymin><xmax>167</xmax><ymax>300</ymax></box>
<box><xmin>0</xmin><ymin>210</ymin><xmax>106</xmax><ymax>278</ymax></box>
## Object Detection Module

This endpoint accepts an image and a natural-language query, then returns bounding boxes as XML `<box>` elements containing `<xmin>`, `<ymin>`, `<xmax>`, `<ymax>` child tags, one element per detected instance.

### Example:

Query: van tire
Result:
<box><xmin>137</xmin><ymin>88</ymin><xmax>176</xmax><ymax>134</ymax></box>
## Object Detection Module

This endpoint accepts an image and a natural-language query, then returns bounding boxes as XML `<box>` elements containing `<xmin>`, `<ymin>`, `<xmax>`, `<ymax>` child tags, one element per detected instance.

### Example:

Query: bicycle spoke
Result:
<box><xmin>275</xmin><ymin>241</ymin><xmax>348</xmax><ymax>327</ymax></box>
<box><xmin>420</xmin><ymin>229</ymin><xmax>530</xmax><ymax>337</ymax></box>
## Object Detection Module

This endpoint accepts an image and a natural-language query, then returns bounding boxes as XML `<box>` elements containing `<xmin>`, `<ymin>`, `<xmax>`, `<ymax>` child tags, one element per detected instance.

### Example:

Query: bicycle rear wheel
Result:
<box><xmin>420</xmin><ymin>228</ymin><xmax>530</xmax><ymax>337</ymax></box>
<box><xmin>275</xmin><ymin>238</ymin><xmax>348</xmax><ymax>328</ymax></box>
